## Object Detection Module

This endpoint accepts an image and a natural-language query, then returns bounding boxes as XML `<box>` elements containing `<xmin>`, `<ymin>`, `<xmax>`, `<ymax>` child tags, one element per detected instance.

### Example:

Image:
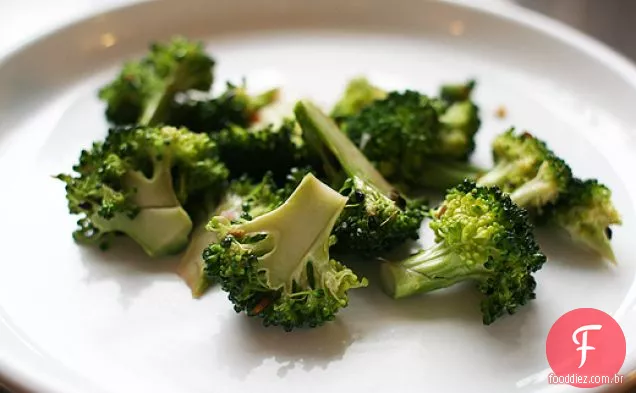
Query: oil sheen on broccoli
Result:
<box><xmin>340</xmin><ymin>80</ymin><xmax>483</xmax><ymax>191</ymax></box>
<box><xmin>203</xmin><ymin>173</ymin><xmax>368</xmax><ymax>331</ymax></box>
<box><xmin>98</xmin><ymin>36</ymin><xmax>215</xmax><ymax>126</ymax></box>
<box><xmin>294</xmin><ymin>100</ymin><xmax>428</xmax><ymax>256</ymax></box>
<box><xmin>381</xmin><ymin>180</ymin><xmax>547</xmax><ymax>325</ymax></box>
<box><xmin>547</xmin><ymin>178</ymin><xmax>622</xmax><ymax>263</ymax></box>
<box><xmin>55</xmin><ymin>125</ymin><xmax>228</xmax><ymax>257</ymax></box>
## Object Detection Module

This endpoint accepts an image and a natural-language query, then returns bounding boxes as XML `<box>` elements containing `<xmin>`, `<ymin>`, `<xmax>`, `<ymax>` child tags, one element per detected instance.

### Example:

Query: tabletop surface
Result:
<box><xmin>1</xmin><ymin>0</ymin><xmax>635</xmax><ymax>392</ymax></box>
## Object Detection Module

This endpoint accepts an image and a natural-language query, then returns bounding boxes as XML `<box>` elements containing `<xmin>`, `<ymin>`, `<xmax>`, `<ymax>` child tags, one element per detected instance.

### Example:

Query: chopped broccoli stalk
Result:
<box><xmin>294</xmin><ymin>100</ymin><xmax>427</xmax><ymax>255</ymax></box>
<box><xmin>167</xmin><ymin>82</ymin><xmax>280</xmax><ymax>133</ymax></box>
<box><xmin>98</xmin><ymin>36</ymin><xmax>215</xmax><ymax>126</ymax></box>
<box><xmin>214</xmin><ymin>118</ymin><xmax>314</xmax><ymax>183</ymax></box>
<box><xmin>477</xmin><ymin>129</ymin><xmax>572</xmax><ymax>213</ymax></box>
<box><xmin>549</xmin><ymin>179</ymin><xmax>622</xmax><ymax>263</ymax></box>
<box><xmin>340</xmin><ymin>86</ymin><xmax>482</xmax><ymax>191</ymax></box>
<box><xmin>381</xmin><ymin>180</ymin><xmax>547</xmax><ymax>325</ymax></box>
<box><xmin>203</xmin><ymin>173</ymin><xmax>368</xmax><ymax>331</ymax></box>
<box><xmin>55</xmin><ymin>125</ymin><xmax>228</xmax><ymax>257</ymax></box>
<box><xmin>330</xmin><ymin>77</ymin><xmax>388</xmax><ymax>121</ymax></box>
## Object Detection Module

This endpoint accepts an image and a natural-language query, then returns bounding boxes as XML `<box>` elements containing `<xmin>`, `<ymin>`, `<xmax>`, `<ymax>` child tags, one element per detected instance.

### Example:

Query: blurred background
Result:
<box><xmin>517</xmin><ymin>0</ymin><xmax>636</xmax><ymax>61</ymax></box>
<box><xmin>0</xmin><ymin>0</ymin><xmax>635</xmax><ymax>392</ymax></box>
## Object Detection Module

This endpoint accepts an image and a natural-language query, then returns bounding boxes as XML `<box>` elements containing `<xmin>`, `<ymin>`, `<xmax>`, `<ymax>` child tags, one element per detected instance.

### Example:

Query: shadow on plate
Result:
<box><xmin>534</xmin><ymin>227</ymin><xmax>612</xmax><ymax>271</ymax></box>
<box><xmin>213</xmin><ymin>311</ymin><xmax>355</xmax><ymax>380</ymax></box>
<box><xmin>78</xmin><ymin>237</ymin><xmax>180</xmax><ymax>307</ymax></box>
<box><xmin>346</xmin><ymin>254</ymin><xmax>543</xmax><ymax>346</ymax></box>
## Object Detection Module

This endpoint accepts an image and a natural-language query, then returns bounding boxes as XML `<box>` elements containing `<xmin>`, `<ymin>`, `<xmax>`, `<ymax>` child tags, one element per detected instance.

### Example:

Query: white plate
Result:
<box><xmin>1</xmin><ymin>1</ymin><xmax>636</xmax><ymax>392</ymax></box>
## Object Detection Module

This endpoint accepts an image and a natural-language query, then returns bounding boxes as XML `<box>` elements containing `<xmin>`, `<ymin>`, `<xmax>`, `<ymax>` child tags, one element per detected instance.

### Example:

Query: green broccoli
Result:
<box><xmin>340</xmin><ymin>83</ymin><xmax>483</xmax><ymax>191</ymax></box>
<box><xmin>98</xmin><ymin>36</ymin><xmax>215</xmax><ymax>126</ymax></box>
<box><xmin>55</xmin><ymin>125</ymin><xmax>228</xmax><ymax>257</ymax></box>
<box><xmin>330</xmin><ymin>77</ymin><xmax>388</xmax><ymax>122</ymax></box>
<box><xmin>294</xmin><ymin>100</ymin><xmax>428</xmax><ymax>256</ymax></box>
<box><xmin>166</xmin><ymin>82</ymin><xmax>280</xmax><ymax>133</ymax></box>
<box><xmin>476</xmin><ymin>129</ymin><xmax>573</xmax><ymax>213</ymax></box>
<box><xmin>177</xmin><ymin>171</ymin><xmax>291</xmax><ymax>298</ymax></box>
<box><xmin>380</xmin><ymin>180</ymin><xmax>547</xmax><ymax>325</ymax></box>
<box><xmin>547</xmin><ymin>178</ymin><xmax>622</xmax><ymax>263</ymax></box>
<box><xmin>213</xmin><ymin>118</ymin><xmax>317</xmax><ymax>183</ymax></box>
<box><xmin>203</xmin><ymin>173</ymin><xmax>368</xmax><ymax>331</ymax></box>
<box><xmin>439</xmin><ymin>79</ymin><xmax>477</xmax><ymax>104</ymax></box>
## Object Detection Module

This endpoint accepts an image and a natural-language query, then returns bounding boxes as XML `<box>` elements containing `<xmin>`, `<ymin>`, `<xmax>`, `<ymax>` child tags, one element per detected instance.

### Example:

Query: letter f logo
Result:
<box><xmin>572</xmin><ymin>324</ymin><xmax>603</xmax><ymax>368</ymax></box>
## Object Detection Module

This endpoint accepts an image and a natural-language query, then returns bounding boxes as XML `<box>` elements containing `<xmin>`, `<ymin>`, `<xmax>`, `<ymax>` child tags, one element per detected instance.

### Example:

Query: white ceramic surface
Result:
<box><xmin>1</xmin><ymin>1</ymin><xmax>635</xmax><ymax>392</ymax></box>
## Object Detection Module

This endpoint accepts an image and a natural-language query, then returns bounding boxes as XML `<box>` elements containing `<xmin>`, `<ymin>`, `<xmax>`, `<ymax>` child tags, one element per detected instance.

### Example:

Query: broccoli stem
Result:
<box><xmin>509</xmin><ymin>177</ymin><xmax>555</xmax><ymax>209</ymax></box>
<box><xmin>124</xmin><ymin>157</ymin><xmax>180</xmax><ymax>208</ymax></box>
<box><xmin>91</xmin><ymin>206</ymin><xmax>193</xmax><ymax>257</ymax></box>
<box><xmin>234</xmin><ymin>174</ymin><xmax>347</xmax><ymax>290</ymax></box>
<box><xmin>415</xmin><ymin>161</ymin><xmax>484</xmax><ymax>191</ymax></box>
<box><xmin>475</xmin><ymin>161</ymin><xmax>516</xmax><ymax>187</ymax></box>
<box><xmin>176</xmin><ymin>222</ymin><xmax>217</xmax><ymax>297</ymax></box>
<box><xmin>295</xmin><ymin>100</ymin><xmax>396</xmax><ymax>197</ymax></box>
<box><xmin>381</xmin><ymin>242</ymin><xmax>489</xmax><ymax>299</ymax></box>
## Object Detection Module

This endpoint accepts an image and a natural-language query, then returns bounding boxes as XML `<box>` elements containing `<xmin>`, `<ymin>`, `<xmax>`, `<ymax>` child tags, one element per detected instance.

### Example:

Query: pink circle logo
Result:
<box><xmin>546</xmin><ymin>308</ymin><xmax>626</xmax><ymax>388</ymax></box>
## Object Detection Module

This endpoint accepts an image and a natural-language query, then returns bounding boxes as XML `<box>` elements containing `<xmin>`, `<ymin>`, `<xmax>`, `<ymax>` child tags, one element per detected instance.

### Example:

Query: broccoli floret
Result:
<box><xmin>439</xmin><ymin>79</ymin><xmax>476</xmax><ymax>104</ymax></box>
<box><xmin>167</xmin><ymin>82</ymin><xmax>280</xmax><ymax>133</ymax></box>
<box><xmin>98</xmin><ymin>36</ymin><xmax>215</xmax><ymax>126</ymax></box>
<box><xmin>177</xmin><ymin>171</ymin><xmax>289</xmax><ymax>298</ymax></box>
<box><xmin>55</xmin><ymin>125</ymin><xmax>228</xmax><ymax>257</ymax></box>
<box><xmin>294</xmin><ymin>100</ymin><xmax>428</xmax><ymax>255</ymax></box>
<box><xmin>380</xmin><ymin>180</ymin><xmax>547</xmax><ymax>325</ymax></box>
<box><xmin>340</xmin><ymin>86</ymin><xmax>482</xmax><ymax>191</ymax></box>
<box><xmin>548</xmin><ymin>178</ymin><xmax>622</xmax><ymax>263</ymax></box>
<box><xmin>330</xmin><ymin>77</ymin><xmax>388</xmax><ymax>122</ymax></box>
<box><xmin>203</xmin><ymin>173</ymin><xmax>368</xmax><ymax>331</ymax></box>
<box><xmin>214</xmin><ymin>118</ymin><xmax>316</xmax><ymax>183</ymax></box>
<box><xmin>477</xmin><ymin>129</ymin><xmax>572</xmax><ymax>213</ymax></box>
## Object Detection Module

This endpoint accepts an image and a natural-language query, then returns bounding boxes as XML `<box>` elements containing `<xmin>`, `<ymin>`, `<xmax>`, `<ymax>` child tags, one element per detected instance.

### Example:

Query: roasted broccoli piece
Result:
<box><xmin>213</xmin><ymin>118</ymin><xmax>316</xmax><ymax>183</ymax></box>
<box><xmin>98</xmin><ymin>36</ymin><xmax>215</xmax><ymax>126</ymax></box>
<box><xmin>340</xmin><ymin>84</ymin><xmax>482</xmax><ymax>191</ymax></box>
<box><xmin>547</xmin><ymin>178</ymin><xmax>622</xmax><ymax>263</ymax></box>
<box><xmin>55</xmin><ymin>125</ymin><xmax>228</xmax><ymax>257</ymax></box>
<box><xmin>330</xmin><ymin>77</ymin><xmax>388</xmax><ymax>122</ymax></box>
<box><xmin>381</xmin><ymin>180</ymin><xmax>547</xmax><ymax>325</ymax></box>
<box><xmin>203</xmin><ymin>173</ymin><xmax>368</xmax><ymax>331</ymax></box>
<box><xmin>295</xmin><ymin>100</ymin><xmax>428</xmax><ymax>255</ymax></box>
<box><xmin>177</xmin><ymin>171</ymin><xmax>290</xmax><ymax>297</ymax></box>
<box><xmin>476</xmin><ymin>129</ymin><xmax>572</xmax><ymax>213</ymax></box>
<box><xmin>166</xmin><ymin>82</ymin><xmax>280</xmax><ymax>133</ymax></box>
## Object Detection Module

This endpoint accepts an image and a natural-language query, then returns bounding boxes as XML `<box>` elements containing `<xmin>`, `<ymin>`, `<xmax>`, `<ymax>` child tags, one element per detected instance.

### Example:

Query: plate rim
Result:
<box><xmin>1</xmin><ymin>0</ymin><xmax>636</xmax><ymax>392</ymax></box>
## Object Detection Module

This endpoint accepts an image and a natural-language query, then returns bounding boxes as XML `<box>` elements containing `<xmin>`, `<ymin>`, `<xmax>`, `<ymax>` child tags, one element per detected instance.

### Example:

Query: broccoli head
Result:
<box><xmin>166</xmin><ymin>82</ymin><xmax>280</xmax><ymax>133</ymax></box>
<box><xmin>55</xmin><ymin>125</ymin><xmax>228</xmax><ymax>257</ymax></box>
<box><xmin>203</xmin><ymin>173</ymin><xmax>368</xmax><ymax>331</ymax></box>
<box><xmin>381</xmin><ymin>180</ymin><xmax>547</xmax><ymax>325</ymax></box>
<box><xmin>294</xmin><ymin>100</ymin><xmax>427</xmax><ymax>255</ymax></box>
<box><xmin>477</xmin><ymin>128</ymin><xmax>572</xmax><ymax>213</ymax></box>
<box><xmin>214</xmin><ymin>118</ymin><xmax>316</xmax><ymax>183</ymax></box>
<box><xmin>549</xmin><ymin>178</ymin><xmax>622</xmax><ymax>263</ymax></box>
<box><xmin>98</xmin><ymin>36</ymin><xmax>215</xmax><ymax>126</ymax></box>
<box><xmin>340</xmin><ymin>86</ymin><xmax>482</xmax><ymax>191</ymax></box>
<box><xmin>330</xmin><ymin>77</ymin><xmax>388</xmax><ymax>122</ymax></box>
